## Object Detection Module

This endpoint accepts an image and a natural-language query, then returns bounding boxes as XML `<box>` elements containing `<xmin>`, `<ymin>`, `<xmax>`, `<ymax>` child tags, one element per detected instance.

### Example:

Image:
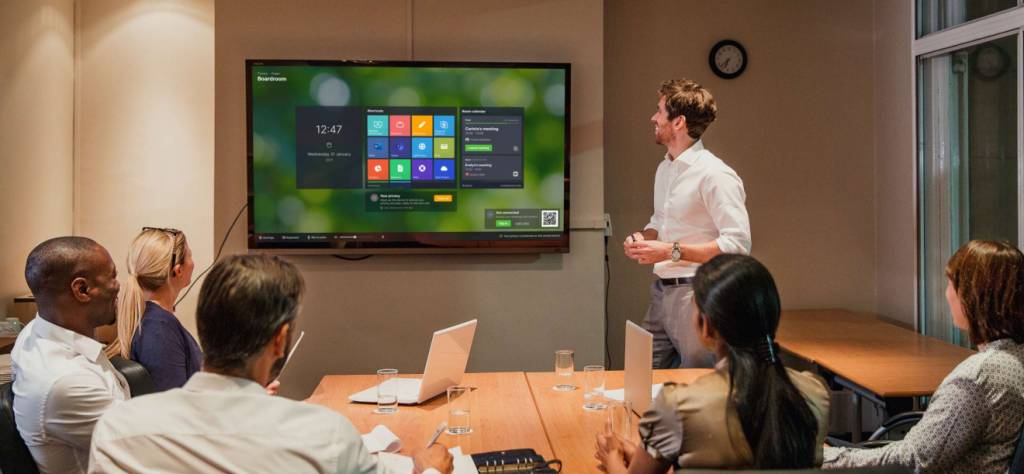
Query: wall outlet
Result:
<box><xmin>603</xmin><ymin>212</ymin><xmax>613</xmax><ymax>237</ymax></box>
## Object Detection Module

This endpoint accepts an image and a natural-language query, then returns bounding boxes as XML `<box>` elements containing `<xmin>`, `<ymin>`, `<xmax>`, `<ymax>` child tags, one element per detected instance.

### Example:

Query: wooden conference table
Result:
<box><xmin>309</xmin><ymin>369</ymin><xmax>711</xmax><ymax>473</ymax></box>
<box><xmin>776</xmin><ymin>309</ymin><xmax>975</xmax><ymax>441</ymax></box>
<box><xmin>0</xmin><ymin>336</ymin><xmax>16</xmax><ymax>354</ymax></box>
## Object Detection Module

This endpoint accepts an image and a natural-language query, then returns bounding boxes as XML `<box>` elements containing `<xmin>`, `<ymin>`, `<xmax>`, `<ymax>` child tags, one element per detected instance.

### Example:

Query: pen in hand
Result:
<box><xmin>426</xmin><ymin>422</ymin><xmax>447</xmax><ymax>448</ymax></box>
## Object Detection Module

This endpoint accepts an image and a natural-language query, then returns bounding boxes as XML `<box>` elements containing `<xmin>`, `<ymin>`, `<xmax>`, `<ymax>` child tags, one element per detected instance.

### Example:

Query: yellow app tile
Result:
<box><xmin>412</xmin><ymin>115</ymin><xmax>433</xmax><ymax>136</ymax></box>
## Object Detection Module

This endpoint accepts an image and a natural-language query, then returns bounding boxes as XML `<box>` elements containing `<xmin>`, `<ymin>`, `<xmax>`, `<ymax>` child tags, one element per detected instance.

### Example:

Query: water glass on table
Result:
<box><xmin>553</xmin><ymin>350</ymin><xmax>575</xmax><ymax>391</ymax></box>
<box><xmin>446</xmin><ymin>386</ymin><xmax>473</xmax><ymax>435</ymax></box>
<box><xmin>607</xmin><ymin>400</ymin><xmax>633</xmax><ymax>439</ymax></box>
<box><xmin>583</xmin><ymin>365</ymin><xmax>607</xmax><ymax>410</ymax></box>
<box><xmin>375</xmin><ymin>368</ymin><xmax>399</xmax><ymax>414</ymax></box>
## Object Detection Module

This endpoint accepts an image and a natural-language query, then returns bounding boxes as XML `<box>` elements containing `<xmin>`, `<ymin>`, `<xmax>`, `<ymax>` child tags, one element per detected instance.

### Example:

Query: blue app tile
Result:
<box><xmin>389</xmin><ymin>137</ymin><xmax>411</xmax><ymax>158</ymax></box>
<box><xmin>433</xmin><ymin>115</ymin><xmax>455</xmax><ymax>136</ymax></box>
<box><xmin>367</xmin><ymin>137</ymin><xmax>388</xmax><ymax>158</ymax></box>
<box><xmin>367</xmin><ymin>115</ymin><xmax>388</xmax><ymax>136</ymax></box>
<box><xmin>412</xmin><ymin>138</ymin><xmax>433</xmax><ymax>158</ymax></box>
<box><xmin>433</xmin><ymin>159</ymin><xmax>455</xmax><ymax>180</ymax></box>
<box><xmin>412</xmin><ymin>159</ymin><xmax>433</xmax><ymax>180</ymax></box>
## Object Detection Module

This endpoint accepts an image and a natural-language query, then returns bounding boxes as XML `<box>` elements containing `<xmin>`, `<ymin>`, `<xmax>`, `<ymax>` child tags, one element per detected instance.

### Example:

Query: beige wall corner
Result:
<box><xmin>0</xmin><ymin>0</ymin><xmax>75</xmax><ymax>316</ymax></box>
<box><xmin>74</xmin><ymin>0</ymin><xmax>215</xmax><ymax>337</ymax></box>
<box><xmin>873</xmin><ymin>0</ymin><xmax>915</xmax><ymax>328</ymax></box>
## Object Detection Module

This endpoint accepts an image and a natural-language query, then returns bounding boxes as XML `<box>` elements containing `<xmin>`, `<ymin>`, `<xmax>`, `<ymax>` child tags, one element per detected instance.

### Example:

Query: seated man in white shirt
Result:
<box><xmin>12</xmin><ymin>236</ymin><xmax>129</xmax><ymax>474</ymax></box>
<box><xmin>89</xmin><ymin>254</ymin><xmax>453</xmax><ymax>474</ymax></box>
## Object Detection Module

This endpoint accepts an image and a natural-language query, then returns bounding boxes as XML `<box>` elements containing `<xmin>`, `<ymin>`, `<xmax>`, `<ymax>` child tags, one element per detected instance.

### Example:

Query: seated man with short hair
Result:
<box><xmin>88</xmin><ymin>254</ymin><xmax>452</xmax><ymax>473</ymax></box>
<box><xmin>12</xmin><ymin>236</ymin><xmax>130</xmax><ymax>474</ymax></box>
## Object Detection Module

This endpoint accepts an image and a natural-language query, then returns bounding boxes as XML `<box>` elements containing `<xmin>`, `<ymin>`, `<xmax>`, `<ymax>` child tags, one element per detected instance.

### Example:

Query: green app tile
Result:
<box><xmin>389</xmin><ymin>159</ymin><xmax>411</xmax><ymax>180</ymax></box>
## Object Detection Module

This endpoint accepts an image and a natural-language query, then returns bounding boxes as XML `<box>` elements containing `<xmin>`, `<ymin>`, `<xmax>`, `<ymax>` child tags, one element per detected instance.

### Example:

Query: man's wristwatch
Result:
<box><xmin>671</xmin><ymin>242</ymin><xmax>682</xmax><ymax>262</ymax></box>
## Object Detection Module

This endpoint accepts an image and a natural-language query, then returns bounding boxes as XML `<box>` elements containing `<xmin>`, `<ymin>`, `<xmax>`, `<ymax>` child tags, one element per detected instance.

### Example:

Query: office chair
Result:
<box><xmin>1009</xmin><ymin>419</ymin><xmax>1024</xmax><ymax>473</ymax></box>
<box><xmin>0</xmin><ymin>382</ymin><xmax>40</xmax><ymax>474</ymax></box>
<box><xmin>109</xmin><ymin>355</ymin><xmax>156</xmax><ymax>397</ymax></box>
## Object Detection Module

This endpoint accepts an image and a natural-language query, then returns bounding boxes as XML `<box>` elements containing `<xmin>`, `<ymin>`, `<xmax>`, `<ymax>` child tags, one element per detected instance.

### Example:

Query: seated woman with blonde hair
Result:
<box><xmin>824</xmin><ymin>240</ymin><xmax>1024</xmax><ymax>473</ymax></box>
<box><xmin>596</xmin><ymin>253</ymin><xmax>830</xmax><ymax>472</ymax></box>
<box><xmin>107</xmin><ymin>227</ymin><xmax>201</xmax><ymax>392</ymax></box>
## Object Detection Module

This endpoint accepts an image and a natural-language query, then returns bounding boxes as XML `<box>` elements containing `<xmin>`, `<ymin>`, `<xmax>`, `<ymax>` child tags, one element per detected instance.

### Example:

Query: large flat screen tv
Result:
<box><xmin>246</xmin><ymin>60</ymin><xmax>570</xmax><ymax>253</ymax></box>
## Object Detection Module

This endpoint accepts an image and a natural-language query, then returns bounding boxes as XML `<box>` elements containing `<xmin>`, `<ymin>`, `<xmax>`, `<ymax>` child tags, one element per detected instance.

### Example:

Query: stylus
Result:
<box><xmin>426</xmin><ymin>422</ymin><xmax>447</xmax><ymax>448</ymax></box>
<box><xmin>274</xmin><ymin>330</ymin><xmax>305</xmax><ymax>381</ymax></box>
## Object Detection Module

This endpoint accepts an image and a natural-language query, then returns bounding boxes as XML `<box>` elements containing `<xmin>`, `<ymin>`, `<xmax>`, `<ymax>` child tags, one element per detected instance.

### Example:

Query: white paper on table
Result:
<box><xmin>361</xmin><ymin>424</ymin><xmax>403</xmax><ymax>454</ymax></box>
<box><xmin>376</xmin><ymin>447</ymin><xmax>478</xmax><ymax>474</ymax></box>
<box><xmin>602</xmin><ymin>383</ymin><xmax>663</xmax><ymax>402</ymax></box>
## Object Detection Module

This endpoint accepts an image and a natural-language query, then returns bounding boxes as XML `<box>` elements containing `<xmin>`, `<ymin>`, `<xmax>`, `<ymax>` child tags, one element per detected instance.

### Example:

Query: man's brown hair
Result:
<box><xmin>946</xmin><ymin>240</ymin><xmax>1024</xmax><ymax>344</ymax></box>
<box><xmin>659</xmin><ymin>79</ymin><xmax>717</xmax><ymax>139</ymax></box>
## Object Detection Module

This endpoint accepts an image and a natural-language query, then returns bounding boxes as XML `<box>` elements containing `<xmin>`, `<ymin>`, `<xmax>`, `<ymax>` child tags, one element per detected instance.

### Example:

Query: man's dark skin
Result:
<box><xmin>26</xmin><ymin>238</ymin><xmax>120</xmax><ymax>339</ymax></box>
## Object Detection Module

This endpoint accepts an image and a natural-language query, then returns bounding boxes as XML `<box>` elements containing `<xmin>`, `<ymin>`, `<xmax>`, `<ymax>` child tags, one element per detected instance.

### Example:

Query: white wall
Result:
<box><xmin>215</xmin><ymin>0</ymin><xmax>605</xmax><ymax>399</ymax></box>
<box><xmin>0</xmin><ymin>0</ymin><xmax>75</xmax><ymax>315</ymax></box>
<box><xmin>75</xmin><ymin>0</ymin><xmax>215</xmax><ymax>335</ymax></box>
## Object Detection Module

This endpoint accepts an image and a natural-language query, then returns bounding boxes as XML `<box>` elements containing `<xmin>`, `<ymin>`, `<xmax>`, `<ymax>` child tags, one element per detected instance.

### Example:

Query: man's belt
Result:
<box><xmin>659</xmin><ymin>277</ymin><xmax>694</xmax><ymax>286</ymax></box>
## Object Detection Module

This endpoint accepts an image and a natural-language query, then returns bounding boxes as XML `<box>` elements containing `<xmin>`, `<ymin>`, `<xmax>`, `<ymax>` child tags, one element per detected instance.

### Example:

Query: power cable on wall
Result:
<box><xmin>174</xmin><ymin>202</ymin><xmax>247</xmax><ymax>309</ymax></box>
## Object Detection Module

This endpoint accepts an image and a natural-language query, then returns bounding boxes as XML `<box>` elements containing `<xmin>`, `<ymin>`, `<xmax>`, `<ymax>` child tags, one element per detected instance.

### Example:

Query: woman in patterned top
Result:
<box><xmin>595</xmin><ymin>254</ymin><xmax>830</xmax><ymax>472</ymax></box>
<box><xmin>825</xmin><ymin>240</ymin><xmax>1024</xmax><ymax>473</ymax></box>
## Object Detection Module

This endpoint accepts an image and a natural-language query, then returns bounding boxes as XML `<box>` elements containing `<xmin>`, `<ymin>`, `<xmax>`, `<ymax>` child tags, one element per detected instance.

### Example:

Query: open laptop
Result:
<box><xmin>348</xmin><ymin>319</ymin><xmax>477</xmax><ymax>405</ymax></box>
<box><xmin>623</xmin><ymin>320</ymin><xmax>656</xmax><ymax>415</ymax></box>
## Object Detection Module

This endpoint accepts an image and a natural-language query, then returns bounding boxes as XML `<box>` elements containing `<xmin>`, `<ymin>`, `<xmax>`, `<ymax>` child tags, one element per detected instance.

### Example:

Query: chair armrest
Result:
<box><xmin>868</xmin><ymin>411</ymin><xmax>925</xmax><ymax>441</ymax></box>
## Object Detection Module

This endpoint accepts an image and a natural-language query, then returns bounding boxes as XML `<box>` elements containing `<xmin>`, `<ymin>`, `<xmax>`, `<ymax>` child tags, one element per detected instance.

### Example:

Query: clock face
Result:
<box><xmin>974</xmin><ymin>45</ymin><xmax>1007</xmax><ymax>80</ymax></box>
<box><xmin>714</xmin><ymin>45</ymin><xmax>744</xmax><ymax>74</ymax></box>
<box><xmin>709</xmin><ymin>40</ymin><xmax>747</xmax><ymax>79</ymax></box>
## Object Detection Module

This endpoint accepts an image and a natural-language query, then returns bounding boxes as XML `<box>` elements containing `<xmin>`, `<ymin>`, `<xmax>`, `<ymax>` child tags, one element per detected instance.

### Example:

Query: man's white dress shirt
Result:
<box><xmin>89</xmin><ymin>371</ymin><xmax>381</xmax><ymax>474</ymax></box>
<box><xmin>11</xmin><ymin>315</ymin><xmax>130</xmax><ymax>474</ymax></box>
<box><xmin>644</xmin><ymin>140</ymin><xmax>751</xmax><ymax>278</ymax></box>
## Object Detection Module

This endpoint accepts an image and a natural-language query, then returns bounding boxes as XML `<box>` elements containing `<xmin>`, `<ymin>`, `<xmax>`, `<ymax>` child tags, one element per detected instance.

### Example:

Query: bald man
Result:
<box><xmin>11</xmin><ymin>236</ymin><xmax>130</xmax><ymax>474</ymax></box>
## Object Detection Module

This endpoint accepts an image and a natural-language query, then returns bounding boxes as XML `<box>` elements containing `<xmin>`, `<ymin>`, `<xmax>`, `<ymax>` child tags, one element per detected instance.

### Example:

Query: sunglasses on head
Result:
<box><xmin>142</xmin><ymin>227</ymin><xmax>184</xmax><ymax>274</ymax></box>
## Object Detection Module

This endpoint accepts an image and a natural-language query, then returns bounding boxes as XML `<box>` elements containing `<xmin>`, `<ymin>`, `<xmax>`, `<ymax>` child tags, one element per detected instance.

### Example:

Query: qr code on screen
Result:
<box><xmin>541</xmin><ymin>210</ymin><xmax>559</xmax><ymax>228</ymax></box>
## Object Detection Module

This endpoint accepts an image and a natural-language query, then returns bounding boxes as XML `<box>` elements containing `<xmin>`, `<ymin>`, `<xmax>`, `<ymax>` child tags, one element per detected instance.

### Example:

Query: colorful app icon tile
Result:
<box><xmin>433</xmin><ymin>159</ymin><xmax>455</xmax><ymax>180</ymax></box>
<box><xmin>367</xmin><ymin>115</ymin><xmax>388</xmax><ymax>137</ymax></box>
<box><xmin>389</xmin><ymin>159</ymin><xmax>411</xmax><ymax>181</ymax></box>
<box><xmin>412</xmin><ymin>159</ymin><xmax>433</xmax><ymax>180</ymax></box>
<box><xmin>412</xmin><ymin>138</ymin><xmax>433</xmax><ymax>158</ymax></box>
<box><xmin>367</xmin><ymin>137</ymin><xmax>389</xmax><ymax>158</ymax></box>
<box><xmin>411</xmin><ymin>115</ymin><xmax>433</xmax><ymax>137</ymax></box>
<box><xmin>389</xmin><ymin>137</ymin><xmax>411</xmax><ymax>158</ymax></box>
<box><xmin>433</xmin><ymin>137</ymin><xmax>455</xmax><ymax>158</ymax></box>
<box><xmin>433</xmin><ymin>115</ymin><xmax>455</xmax><ymax>136</ymax></box>
<box><xmin>389</xmin><ymin>115</ymin><xmax>411</xmax><ymax>136</ymax></box>
<box><xmin>367</xmin><ymin>159</ymin><xmax>389</xmax><ymax>181</ymax></box>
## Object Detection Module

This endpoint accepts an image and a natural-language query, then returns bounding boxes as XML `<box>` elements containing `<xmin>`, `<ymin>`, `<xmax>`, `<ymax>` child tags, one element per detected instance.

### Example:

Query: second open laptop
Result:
<box><xmin>624</xmin><ymin>320</ymin><xmax>655</xmax><ymax>415</ymax></box>
<box><xmin>348</xmin><ymin>319</ymin><xmax>478</xmax><ymax>405</ymax></box>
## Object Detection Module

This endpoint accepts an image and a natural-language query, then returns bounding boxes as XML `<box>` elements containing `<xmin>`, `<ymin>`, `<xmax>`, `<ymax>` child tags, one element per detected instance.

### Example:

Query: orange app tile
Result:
<box><xmin>389</xmin><ymin>115</ymin><xmax>411</xmax><ymax>136</ymax></box>
<box><xmin>367</xmin><ymin>159</ymin><xmax>389</xmax><ymax>180</ymax></box>
<box><xmin>411</xmin><ymin>115</ymin><xmax>433</xmax><ymax>136</ymax></box>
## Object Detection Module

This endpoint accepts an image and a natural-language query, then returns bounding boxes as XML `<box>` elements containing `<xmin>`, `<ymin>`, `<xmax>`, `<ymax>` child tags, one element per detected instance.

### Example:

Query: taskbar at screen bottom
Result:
<box><xmin>250</xmin><ymin>231</ymin><xmax>568</xmax><ymax>252</ymax></box>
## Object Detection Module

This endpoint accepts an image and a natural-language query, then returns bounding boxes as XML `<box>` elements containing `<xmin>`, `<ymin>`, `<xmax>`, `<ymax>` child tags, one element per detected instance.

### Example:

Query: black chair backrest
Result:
<box><xmin>1010</xmin><ymin>418</ymin><xmax>1024</xmax><ymax>473</ymax></box>
<box><xmin>109</xmin><ymin>355</ymin><xmax>156</xmax><ymax>397</ymax></box>
<box><xmin>0</xmin><ymin>382</ymin><xmax>40</xmax><ymax>474</ymax></box>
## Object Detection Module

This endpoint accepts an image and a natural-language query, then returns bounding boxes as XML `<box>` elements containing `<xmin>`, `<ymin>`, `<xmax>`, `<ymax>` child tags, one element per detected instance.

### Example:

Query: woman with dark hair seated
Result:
<box><xmin>825</xmin><ymin>240</ymin><xmax>1024</xmax><ymax>473</ymax></box>
<box><xmin>595</xmin><ymin>254</ymin><xmax>830</xmax><ymax>472</ymax></box>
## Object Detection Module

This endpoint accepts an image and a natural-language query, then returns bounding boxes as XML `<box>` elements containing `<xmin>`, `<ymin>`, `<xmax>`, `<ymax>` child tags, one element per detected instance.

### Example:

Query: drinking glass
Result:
<box><xmin>553</xmin><ymin>350</ymin><xmax>575</xmax><ymax>391</ymax></box>
<box><xmin>582</xmin><ymin>365</ymin><xmax>607</xmax><ymax>410</ymax></box>
<box><xmin>446</xmin><ymin>386</ymin><xmax>473</xmax><ymax>435</ymax></box>
<box><xmin>607</xmin><ymin>400</ymin><xmax>633</xmax><ymax>439</ymax></box>
<box><xmin>375</xmin><ymin>368</ymin><xmax>399</xmax><ymax>414</ymax></box>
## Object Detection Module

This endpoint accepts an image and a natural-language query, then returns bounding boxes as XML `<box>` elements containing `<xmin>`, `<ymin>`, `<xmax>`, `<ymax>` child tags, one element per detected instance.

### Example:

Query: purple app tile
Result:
<box><xmin>412</xmin><ymin>159</ymin><xmax>433</xmax><ymax>180</ymax></box>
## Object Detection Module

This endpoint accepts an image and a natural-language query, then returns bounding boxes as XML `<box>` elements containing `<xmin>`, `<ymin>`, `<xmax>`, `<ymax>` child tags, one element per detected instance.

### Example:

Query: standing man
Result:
<box><xmin>624</xmin><ymin>79</ymin><xmax>751</xmax><ymax>369</ymax></box>
<box><xmin>12</xmin><ymin>236</ymin><xmax>129</xmax><ymax>473</ymax></box>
